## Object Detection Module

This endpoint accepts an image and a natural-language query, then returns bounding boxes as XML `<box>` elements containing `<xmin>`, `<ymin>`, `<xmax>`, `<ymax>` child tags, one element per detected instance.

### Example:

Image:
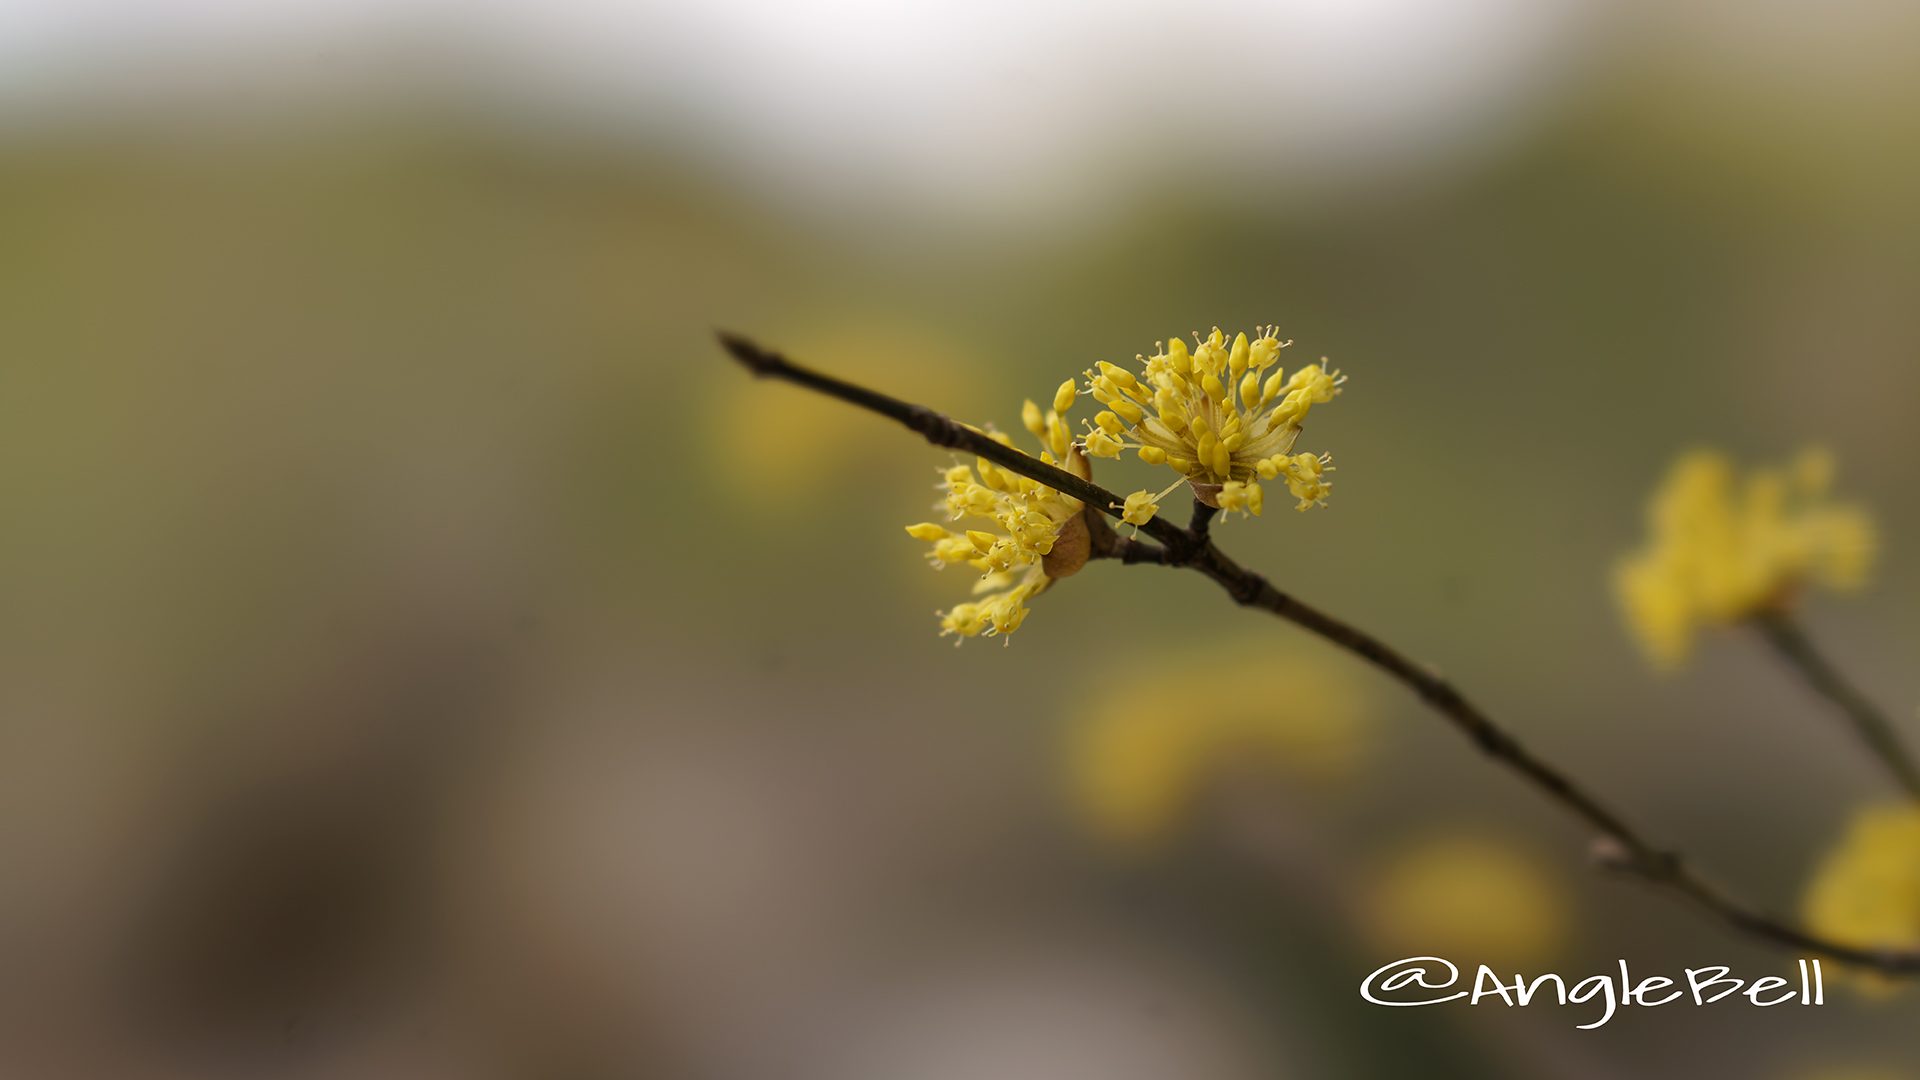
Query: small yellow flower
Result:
<box><xmin>1082</xmin><ymin>326</ymin><xmax>1343</xmax><ymax>515</ymax></box>
<box><xmin>1263</xmin><ymin>450</ymin><xmax>1334</xmax><ymax>510</ymax></box>
<box><xmin>1116</xmin><ymin>490</ymin><xmax>1159</xmax><ymax>530</ymax></box>
<box><xmin>1614</xmin><ymin>448</ymin><xmax>1876</xmax><ymax>668</ymax></box>
<box><xmin>903</xmin><ymin>388</ymin><xmax>1090</xmax><ymax>643</ymax></box>
<box><xmin>1217</xmin><ymin>479</ymin><xmax>1263</xmax><ymax>517</ymax></box>
<box><xmin>1066</xmin><ymin>644</ymin><xmax>1367</xmax><ymax>849</ymax></box>
<box><xmin>1803</xmin><ymin>803</ymin><xmax>1920</xmax><ymax>997</ymax></box>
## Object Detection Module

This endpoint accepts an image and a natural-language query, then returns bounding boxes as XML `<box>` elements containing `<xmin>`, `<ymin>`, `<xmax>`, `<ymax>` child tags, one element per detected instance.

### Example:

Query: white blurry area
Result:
<box><xmin>0</xmin><ymin>0</ymin><xmax>1600</xmax><ymax>228</ymax></box>
<box><xmin>12</xmin><ymin>0</ymin><xmax>1920</xmax><ymax>231</ymax></box>
<box><xmin>14</xmin><ymin>0</ymin><xmax>1920</xmax><ymax>228</ymax></box>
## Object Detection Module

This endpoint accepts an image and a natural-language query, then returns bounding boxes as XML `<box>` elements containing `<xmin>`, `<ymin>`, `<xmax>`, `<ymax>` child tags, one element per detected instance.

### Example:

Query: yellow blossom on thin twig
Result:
<box><xmin>717</xmin><ymin>328</ymin><xmax>1920</xmax><ymax>977</ymax></box>
<box><xmin>903</xmin><ymin>380</ymin><xmax>1089</xmax><ymax>642</ymax></box>
<box><xmin>1082</xmin><ymin>326</ymin><xmax>1342</xmax><ymax>516</ymax></box>
<box><xmin>1614</xmin><ymin>448</ymin><xmax>1875</xmax><ymax>668</ymax></box>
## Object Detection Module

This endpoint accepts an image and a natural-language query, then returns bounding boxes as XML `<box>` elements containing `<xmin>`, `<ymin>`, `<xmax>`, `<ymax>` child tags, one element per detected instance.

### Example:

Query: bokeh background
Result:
<box><xmin>3</xmin><ymin>1</ymin><xmax>1919</xmax><ymax>1077</ymax></box>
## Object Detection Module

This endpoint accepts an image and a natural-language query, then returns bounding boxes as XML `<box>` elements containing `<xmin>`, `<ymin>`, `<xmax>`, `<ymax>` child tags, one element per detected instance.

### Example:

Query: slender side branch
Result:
<box><xmin>1189</xmin><ymin>498</ymin><xmax>1219</xmax><ymax>546</ymax></box>
<box><xmin>1754</xmin><ymin>610</ymin><xmax>1920</xmax><ymax>801</ymax></box>
<box><xmin>716</xmin><ymin>330</ymin><xmax>1920</xmax><ymax>975</ymax></box>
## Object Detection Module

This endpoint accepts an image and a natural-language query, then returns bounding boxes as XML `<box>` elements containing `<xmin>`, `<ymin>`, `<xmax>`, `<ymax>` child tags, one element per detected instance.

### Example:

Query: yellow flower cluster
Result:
<box><xmin>897</xmin><ymin>327</ymin><xmax>1346</xmax><ymax>640</ymax></box>
<box><xmin>904</xmin><ymin>380</ymin><xmax>1090</xmax><ymax>642</ymax></box>
<box><xmin>1803</xmin><ymin>803</ymin><xmax>1920</xmax><ymax>996</ymax></box>
<box><xmin>1615</xmin><ymin>449</ymin><xmax>1876</xmax><ymax>667</ymax></box>
<box><xmin>1081</xmin><ymin>327</ymin><xmax>1342</xmax><ymax>524</ymax></box>
<box><xmin>1066</xmin><ymin>645</ymin><xmax>1366</xmax><ymax>848</ymax></box>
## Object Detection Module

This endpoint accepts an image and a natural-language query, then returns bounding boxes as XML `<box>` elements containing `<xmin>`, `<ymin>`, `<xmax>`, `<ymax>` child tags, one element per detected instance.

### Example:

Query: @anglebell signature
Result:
<box><xmin>1360</xmin><ymin>956</ymin><xmax>1826</xmax><ymax>1030</ymax></box>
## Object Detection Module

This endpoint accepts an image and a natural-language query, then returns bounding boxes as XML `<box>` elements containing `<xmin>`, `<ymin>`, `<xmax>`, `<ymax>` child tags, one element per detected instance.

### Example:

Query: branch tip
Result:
<box><xmin>715</xmin><ymin>329</ymin><xmax>782</xmax><ymax>376</ymax></box>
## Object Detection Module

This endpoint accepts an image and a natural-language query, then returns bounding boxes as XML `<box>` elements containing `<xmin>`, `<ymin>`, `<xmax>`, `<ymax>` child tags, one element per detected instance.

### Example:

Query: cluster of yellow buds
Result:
<box><xmin>903</xmin><ymin>380</ymin><xmax>1091</xmax><ymax>642</ymax></box>
<box><xmin>1080</xmin><ymin>327</ymin><xmax>1341</xmax><ymax>524</ymax></box>
<box><xmin>1614</xmin><ymin>448</ymin><xmax>1876</xmax><ymax>667</ymax></box>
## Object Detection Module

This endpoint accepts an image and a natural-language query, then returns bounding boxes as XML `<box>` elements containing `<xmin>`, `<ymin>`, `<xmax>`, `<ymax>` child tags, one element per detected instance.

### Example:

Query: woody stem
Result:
<box><xmin>1189</xmin><ymin>498</ymin><xmax>1219</xmax><ymax>545</ymax></box>
<box><xmin>1753</xmin><ymin>609</ymin><xmax>1920</xmax><ymax>801</ymax></box>
<box><xmin>716</xmin><ymin>330</ymin><xmax>1920</xmax><ymax>976</ymax></box>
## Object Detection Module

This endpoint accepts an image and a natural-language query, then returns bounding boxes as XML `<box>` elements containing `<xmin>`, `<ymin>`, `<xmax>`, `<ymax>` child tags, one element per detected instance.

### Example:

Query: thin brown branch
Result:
<box><xmin>715</xmin><ymin>329</ymin><xmax>1920</xmax><ymax>976</ymax></box>
<box><xmin>1754</xmin><ymin>609</ymin><xmax>1920</xmax><ymax>801</ymax></box>
<box><xmin>717</xmin><ymin>330</ymin><xmax>1195</xmax><ymax>554</ymax></box>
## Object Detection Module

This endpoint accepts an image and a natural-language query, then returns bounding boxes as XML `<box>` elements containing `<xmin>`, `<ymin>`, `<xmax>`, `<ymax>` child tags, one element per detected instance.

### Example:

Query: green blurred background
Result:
<box><xmin>2</xmin><ymin>2</ymin><xmax>1918</xmax><ymax>1077</ymax></box>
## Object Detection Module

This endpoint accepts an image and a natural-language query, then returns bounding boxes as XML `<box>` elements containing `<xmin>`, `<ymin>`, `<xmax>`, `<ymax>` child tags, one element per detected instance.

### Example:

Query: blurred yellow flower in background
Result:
<box><xmin>1363</xmin><ymin>833</ymin><xmax>1569</xmax><ymax>968</ymax></box>
<box><xmin>1615</xmin><ymin>448</ymin><xmax>1876</xmax><ymax>668</ymax></box>
<box><xmin>1802</xmin><ymin>803</ymin><xmax>1920</xmax><ymax>997</ymax></box>
<box><xmin>1065</xmin><ymin>645</ymin><xmax>1367</xmax><ymax>849</ymax></box>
